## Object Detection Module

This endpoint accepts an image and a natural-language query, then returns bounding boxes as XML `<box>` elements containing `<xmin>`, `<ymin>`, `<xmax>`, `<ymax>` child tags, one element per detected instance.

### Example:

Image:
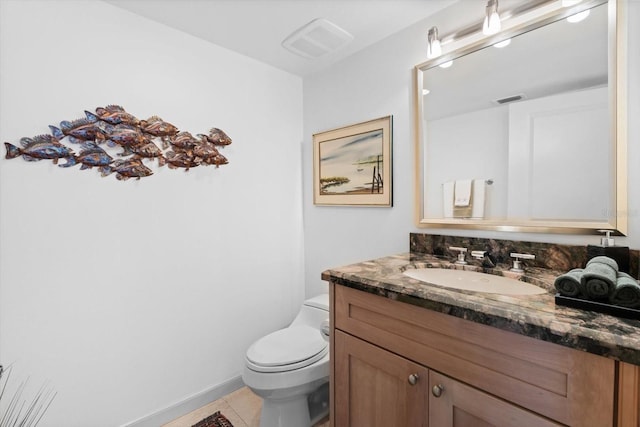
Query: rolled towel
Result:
<box><xmin>554</xmin><ymin>268</ymin><xmax>585</xmax><ymax>297</ymax></box>
<box><xmin>610</xmin><ymin>273</ymin><xmax>640</xmax><ymax>308</ymax></box>
<box><xmin>586</xmin><ymin>256</ymin><xmax>619</xmax><ymax>271</ymax></box>
<box><xmin>581</xmin><ymin>260</ymin><xmax>618</xmax><ymax>300</ymax></box>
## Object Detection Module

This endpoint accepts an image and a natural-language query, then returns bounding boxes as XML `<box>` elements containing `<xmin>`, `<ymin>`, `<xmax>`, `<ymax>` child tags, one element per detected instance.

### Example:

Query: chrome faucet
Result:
<box><xmin>449</xmin><ymin>246</ymin><xmax>468</xmax><ymax>265</ymax></box>
<box><xmin>510</xmin><ymin>253</ymin><xmax>535</xmax><ymax>272</ymax></box>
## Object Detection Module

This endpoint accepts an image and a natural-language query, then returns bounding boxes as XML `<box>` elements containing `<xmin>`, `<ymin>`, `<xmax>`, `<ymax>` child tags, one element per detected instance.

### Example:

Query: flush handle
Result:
<box><xmin>408</xmin><ymin>373</ymin><xmax>419</xmax><ymax>386</ymax></box>
<box><xmin>320</xmin><ymin>320</ymin><xmax>330</xmax><ymax>338</ymax></box>
<box><xmin>432</xmin><ymin>384</ymin><xmax>444</xmax><ymax>398</ymax></box>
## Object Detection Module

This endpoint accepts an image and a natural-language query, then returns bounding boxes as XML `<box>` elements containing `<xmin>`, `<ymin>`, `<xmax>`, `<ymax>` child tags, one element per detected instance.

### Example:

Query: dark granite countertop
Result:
<box><xmin>322</xmin><ymin>252</ymin><xmax>640</xmax><ymax>366</ymax></box>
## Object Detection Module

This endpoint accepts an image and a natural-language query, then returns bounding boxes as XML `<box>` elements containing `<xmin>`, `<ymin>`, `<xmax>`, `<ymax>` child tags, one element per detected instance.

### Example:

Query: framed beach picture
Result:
<box><xmin>313</xmin><ymin>115</ymin><xmax>392</xmax><ymax>206</ymax></box>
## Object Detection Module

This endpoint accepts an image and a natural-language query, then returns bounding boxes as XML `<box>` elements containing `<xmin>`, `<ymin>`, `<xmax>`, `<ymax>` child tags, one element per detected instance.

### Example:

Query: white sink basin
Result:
<box><xmin>403</xmin><ymin>268</ymin><xmax>546</xmax><ymax>295</ymax></box>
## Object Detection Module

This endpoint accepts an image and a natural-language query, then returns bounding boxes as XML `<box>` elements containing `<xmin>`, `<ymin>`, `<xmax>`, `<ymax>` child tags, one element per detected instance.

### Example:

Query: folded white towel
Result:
<box><xmin>454</xmin><ymin>179</ymin><xmax>473</xmax><ymax>207</ymax></box>
<box><xmin>443</xmin><ymin>179</ymin><xmax>487</xmax><ymax>219</ymax></box>
<box><xmin>443</xmin><ymin>181</ymin><xmax>454</xmax><ymax>218</ymax></box>
<box><xmin>471</xmin><ymin>178</ymin><xmax>486</xmax><ymax>219</ymax></box>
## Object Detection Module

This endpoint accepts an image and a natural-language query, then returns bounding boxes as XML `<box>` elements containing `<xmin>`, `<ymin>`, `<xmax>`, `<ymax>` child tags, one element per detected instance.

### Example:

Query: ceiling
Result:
<box><xmin>101</xmin><ymin>0</ymin><xmax>457</xmax><ymax>77</ymax></box>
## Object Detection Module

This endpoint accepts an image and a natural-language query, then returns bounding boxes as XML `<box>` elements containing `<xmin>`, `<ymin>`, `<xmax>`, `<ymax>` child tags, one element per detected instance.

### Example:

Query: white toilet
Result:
<box><xmin>242</xmin><ymin>294</ymin><xmax>330</xmax><ymax>427</ymax></box>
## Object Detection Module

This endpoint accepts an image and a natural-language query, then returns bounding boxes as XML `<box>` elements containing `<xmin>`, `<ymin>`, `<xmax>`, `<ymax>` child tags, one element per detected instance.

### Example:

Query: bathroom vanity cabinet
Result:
<box><xmin>329</xmin><ymin>284</ymin><xmax>640</xmax><ymax>427</ymax></box>
<box><xmin>334</xmin><ymin>330</ymin><xmax>560</xmax><ymax>426</ymax></box>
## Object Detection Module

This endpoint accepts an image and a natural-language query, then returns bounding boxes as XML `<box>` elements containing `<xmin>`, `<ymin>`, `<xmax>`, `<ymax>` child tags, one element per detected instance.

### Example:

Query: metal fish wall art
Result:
<box><xmin>4</xmin><ymin>105</ymin><xmax>231</xmax><ymax>181</ymax></box>
<box><xmin>5</xmin><ymin>134</ymin><xmax>75</xmax><ymax>166</ymax></box>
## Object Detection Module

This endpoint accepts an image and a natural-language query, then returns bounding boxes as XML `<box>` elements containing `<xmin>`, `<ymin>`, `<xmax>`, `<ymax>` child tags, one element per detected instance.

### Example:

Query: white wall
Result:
<box><xmin>303</xmin><ymin>1</ymin><xmax>640</xmax><ymax>297</ymax></box>
<box><xmin>0</xmin><ymin>1</ymin><xmax>304</xmax><ymax>426</ymax></box>
<box><xmin>426</xmin><ymin>106</ymin><xmax>509</xmax><ymax>219</ymax></box>
<box><xmin>302</xmin><ymin>24</ymin><xmax>420</xmax><ymax>298</ymax></box>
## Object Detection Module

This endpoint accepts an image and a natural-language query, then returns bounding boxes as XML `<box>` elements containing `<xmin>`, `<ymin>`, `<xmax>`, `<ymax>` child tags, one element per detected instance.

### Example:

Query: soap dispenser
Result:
<box><xmin>586</xmin><ymin>229</ymin><xmax>630</xmax><ymax>273</ymax></box>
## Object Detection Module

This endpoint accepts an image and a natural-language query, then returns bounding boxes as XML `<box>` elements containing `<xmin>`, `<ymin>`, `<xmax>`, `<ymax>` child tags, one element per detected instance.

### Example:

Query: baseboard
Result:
<box><xmin>122</xmin><ymin>375</ymin><xmax>245</xmax><ymax>427</ymax></box>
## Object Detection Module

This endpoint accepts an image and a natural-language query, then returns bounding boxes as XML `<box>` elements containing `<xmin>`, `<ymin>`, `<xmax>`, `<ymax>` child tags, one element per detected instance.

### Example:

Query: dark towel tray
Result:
<box><xmin>555</xmin><ymin>294</ymin><xmax>640</xmax><ymax>320</ymax></box>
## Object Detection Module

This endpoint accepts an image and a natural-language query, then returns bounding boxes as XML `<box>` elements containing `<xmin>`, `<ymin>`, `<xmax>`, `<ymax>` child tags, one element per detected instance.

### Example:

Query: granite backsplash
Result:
<box><xmin>410</xmin><ymin>233</ymin><xmax>640</xmax><ymax>278</ymax></box>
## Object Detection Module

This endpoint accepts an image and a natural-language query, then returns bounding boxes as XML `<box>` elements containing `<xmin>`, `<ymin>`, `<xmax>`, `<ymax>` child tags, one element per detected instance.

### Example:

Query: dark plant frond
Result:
<box><xmin>0</xmin><ymin>366</ymin><xmax>10</xmax><ymax>408</ymax></box>
<box><xmin>0</xmin><ymin>365</ymin><xmax>56</xmax><ymax>427</ymax></box>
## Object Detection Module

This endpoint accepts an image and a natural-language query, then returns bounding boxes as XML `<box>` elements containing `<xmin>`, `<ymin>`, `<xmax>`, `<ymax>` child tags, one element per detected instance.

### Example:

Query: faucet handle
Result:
<box><xmin>449</xmin><ymin>246</ymin><xmax>467</xmax><ymax>253</ymax></box>
<box><xmin>471</xmin><ymin>250</ymin><xmax>487</xmax><ymax>260</ymax></box>
<box><xmin>510</xmin><ymin>253</ymin><xmax>535</xmax><ymax>272</ymax></box>
<box><xmin>449</xmin><ymin>246</ymin><xmax>467</xmax><ymax>265</ymax></box>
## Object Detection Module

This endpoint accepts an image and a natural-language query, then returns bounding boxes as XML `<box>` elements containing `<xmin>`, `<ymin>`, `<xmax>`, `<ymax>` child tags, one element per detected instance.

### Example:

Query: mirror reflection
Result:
<box><xmin>417</xmin><ymin>1</ymin><xmax>617</xmax><ymax>232</ymax></box>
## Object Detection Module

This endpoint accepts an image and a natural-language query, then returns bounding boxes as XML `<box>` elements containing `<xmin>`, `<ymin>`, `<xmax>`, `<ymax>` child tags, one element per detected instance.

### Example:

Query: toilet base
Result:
<box><xmin>308</xmin><ymin>382</ymin><xmax>330</xmax><ymax>425</ymax></box>
<box><xmin>256</xmin><ymin>380</ymin><xmax>329</xmax><ymax>427</ymax></box>
<box><xmin>259</xmin><ymin>394</ymin><xmax>309</xmax><ymax>427</ymax></box>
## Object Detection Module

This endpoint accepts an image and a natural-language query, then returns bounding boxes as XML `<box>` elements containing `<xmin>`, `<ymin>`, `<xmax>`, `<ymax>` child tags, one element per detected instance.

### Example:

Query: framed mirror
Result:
<box><xmin>414</xmin><ymin>0</ymin><xmax>627</xmax><ymax>235</ymax></box>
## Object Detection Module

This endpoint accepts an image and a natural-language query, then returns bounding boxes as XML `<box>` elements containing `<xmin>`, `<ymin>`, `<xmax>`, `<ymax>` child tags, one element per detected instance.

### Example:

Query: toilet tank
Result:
<box><xmin>290</xmin><ymin>294</ymin><xmax>329</xmax><ymax>330</ymax></box>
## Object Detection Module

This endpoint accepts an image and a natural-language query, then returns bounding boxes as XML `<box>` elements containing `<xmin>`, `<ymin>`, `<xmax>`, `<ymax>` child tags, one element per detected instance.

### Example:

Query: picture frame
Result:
<box><xmin>313</xmin><ymin>115</ymin><xmax>393</xmax><ymax>206</ymax></box>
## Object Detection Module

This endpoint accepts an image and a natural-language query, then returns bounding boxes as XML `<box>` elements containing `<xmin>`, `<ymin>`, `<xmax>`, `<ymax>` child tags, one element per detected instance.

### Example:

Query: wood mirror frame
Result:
<box><xmin>413</xmin><ymin>0</ymin><xmax>627</xmax><ymax>235</ymax></box>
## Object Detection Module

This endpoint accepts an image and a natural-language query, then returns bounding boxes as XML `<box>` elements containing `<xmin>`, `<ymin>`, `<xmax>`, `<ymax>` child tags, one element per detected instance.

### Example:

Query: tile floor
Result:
<box><xmin>163</xmin><ymin>386</ymin><xmax>329</xmax><ymax>427</ymax></box>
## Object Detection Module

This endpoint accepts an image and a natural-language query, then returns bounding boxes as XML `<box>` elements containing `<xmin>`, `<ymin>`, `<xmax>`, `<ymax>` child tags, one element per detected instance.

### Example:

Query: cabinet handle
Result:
<box><xmin>432</xmin><ymin>384</ymin><xmax>444</xmax><ymax>397</ymax></box>
<box><xmin>408</xmin><ymin>373</ymin><xmax>419</xmax><ymax>385</ymax></box>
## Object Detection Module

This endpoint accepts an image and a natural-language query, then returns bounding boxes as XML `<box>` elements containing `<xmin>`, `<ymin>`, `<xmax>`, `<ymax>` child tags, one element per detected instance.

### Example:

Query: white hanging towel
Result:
<box><xmin>443</xmin><ymin>179</ymin><xmax>487</xmax><ymax>219</ymax></box>
<box><xmin>454</xmin><ymin>179</ymin><xmax>473</xmax><ymax>206</ymax></box>
<box><xmin>471</xmin><ymin>179</ymin><xmax>486</xmax><ymax>219</ymax></box>
<box><xmin>443</xmin><ymin>181</ymin><xmax>454</xmax><ymax>218</ymax></box>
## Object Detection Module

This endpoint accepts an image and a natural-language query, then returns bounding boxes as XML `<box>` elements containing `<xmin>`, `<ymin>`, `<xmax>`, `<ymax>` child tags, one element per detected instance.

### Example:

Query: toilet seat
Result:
<box><xmin>246</xmin><ymin>325</ymin><xmax>328</xmax><ymax>373</ymax></box>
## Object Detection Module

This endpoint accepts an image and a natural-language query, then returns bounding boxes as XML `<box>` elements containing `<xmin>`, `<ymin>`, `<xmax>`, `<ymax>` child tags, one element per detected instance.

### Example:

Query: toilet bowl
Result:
<box><xmin>242</xmin><ymin>294</ymin><xmax>330</xmax><ymax>427</ymax></box>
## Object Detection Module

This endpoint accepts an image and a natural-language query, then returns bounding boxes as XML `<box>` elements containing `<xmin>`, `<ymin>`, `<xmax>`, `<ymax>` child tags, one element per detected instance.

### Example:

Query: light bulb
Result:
<box><xmin>428</xmin><ymin>39</ymin><xmax>441</xmax><ymax>58</ymax></box>
<box><xmin>483</xmin><ymin>12</ymin><xmax>501</xmax><ymax>35</ymax></box>
<box><xmin>427</xmin><ymin>27</ymin><xmax>441</xmax><ymax>59</ymax></box>
<box><xmin>567</xmin><ymin>9</ymin><xmax>590</xmax><ymax>23</ymax></box>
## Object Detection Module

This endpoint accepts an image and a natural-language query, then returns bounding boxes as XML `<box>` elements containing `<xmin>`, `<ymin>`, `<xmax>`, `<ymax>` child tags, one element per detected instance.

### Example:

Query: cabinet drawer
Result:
<box><xmin>334</xmin><ymin>285</ymin><xmax>615</xmax><ymax>426</ymax></box>
<box><xmin>429</xmin><ymin>371</ymin><xmax>562</xmax><ymax>427</ymax></box>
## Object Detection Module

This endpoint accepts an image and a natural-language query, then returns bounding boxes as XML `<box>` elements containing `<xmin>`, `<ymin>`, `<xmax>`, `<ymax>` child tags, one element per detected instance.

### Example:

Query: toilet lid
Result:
<box><xmin>246</xmin><ymin>325</ymin><xmax>328</xmax><ymax>373</ymax></box>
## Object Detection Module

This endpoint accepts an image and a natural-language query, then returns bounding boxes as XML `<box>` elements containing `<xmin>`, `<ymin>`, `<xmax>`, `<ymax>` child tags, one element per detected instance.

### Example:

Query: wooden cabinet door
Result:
<box><xmin>617</xmin><ymin>362</ymin><xmax>640</xmax><ymax>427</ymax></box>
<box><xmin>429</xmin><ymin>371</ymin><xmax>562</xmax><ymax>427</ymax></box>
<box><xmin>334</xmin><ymin>330</ymin><xmax>429</xmax><ymax>427</ymax></box>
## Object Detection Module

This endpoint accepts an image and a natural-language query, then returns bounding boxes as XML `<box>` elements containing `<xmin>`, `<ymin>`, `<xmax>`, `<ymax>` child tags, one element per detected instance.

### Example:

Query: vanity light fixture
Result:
<box><xmin>482</xmin><ymin>0</ymin><xmax>501</xmax><ymax>35</ymax></box>
<box><xmin>427</xmin><ymin>26</ymin><xmax>442</xmax><ymax>59</ymax></box>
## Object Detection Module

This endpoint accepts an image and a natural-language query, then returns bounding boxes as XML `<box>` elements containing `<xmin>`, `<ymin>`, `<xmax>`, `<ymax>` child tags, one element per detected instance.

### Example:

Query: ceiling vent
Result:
<box><xmin>494</xmin><ymin>93</ymin><xmax>527</xmax><ymax>104</ymax></box>
<box><xmin>282</xmin><ymin>18</ymin><xmax>354</xmax><ymax>59</ymax></box>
